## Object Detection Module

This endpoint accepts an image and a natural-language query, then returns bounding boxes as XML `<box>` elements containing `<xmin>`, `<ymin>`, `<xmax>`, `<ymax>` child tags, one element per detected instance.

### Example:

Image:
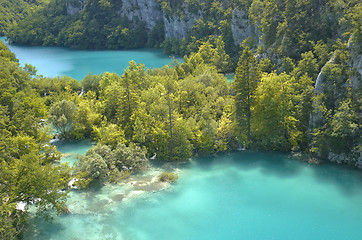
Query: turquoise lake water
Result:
<box><xmin>0</xmin><ymin>37</ymin><xmax>182</xmax><ymax>80</ymax></box>
<box><xmin>24</xmin><ymin>148</ymin><xmax>362</xmax><ymax>240</ymax></box>
<box><xmin>53</xmin><ymin>139</ymin><xmax>95</xmax><ymax>167</ymax></box>
<box><xmin>226</xmin><ymin>73</ymin><xmax>235</xmax><ymax>83</ymax></box>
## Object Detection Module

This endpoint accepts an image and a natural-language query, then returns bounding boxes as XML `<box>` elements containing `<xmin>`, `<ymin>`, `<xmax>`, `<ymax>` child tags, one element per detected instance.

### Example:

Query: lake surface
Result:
<box><xmin>53</xmin><ymin>139</ymin><xmax>95</xmax><ymax>167</ymax></box>
<box><xmin>0</xmin><ymin>37</ymin><xmax>182</xmax><ymax>80</ymax></box>
<box><xmin>24</xmin><ymin>147</ymin><xmax>362</xmax><ymax>240</ymax></box>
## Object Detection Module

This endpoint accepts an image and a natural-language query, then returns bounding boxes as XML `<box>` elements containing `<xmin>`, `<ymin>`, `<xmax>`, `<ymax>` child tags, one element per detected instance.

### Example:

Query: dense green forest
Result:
<box><xmin>0</xmin><ymin>0</ymin><xmax>49</xmax><ymax>36</ymax></box>
<box><xmin>0</xmin><ymin>40</ymin><xmax>69</xmax><ymax>239</ymax></box>
<box><xmin>0</xmin><ymin>0</ymin><xmax>361</xmax><ymax>239</ymax></box>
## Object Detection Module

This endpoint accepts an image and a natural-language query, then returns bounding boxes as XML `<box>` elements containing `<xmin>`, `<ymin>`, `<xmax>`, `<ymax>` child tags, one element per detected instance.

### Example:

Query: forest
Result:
<box><xmin>0</xmin><ymin>0</ymin><xmax>361</xmax><ymax>239</ymax></box>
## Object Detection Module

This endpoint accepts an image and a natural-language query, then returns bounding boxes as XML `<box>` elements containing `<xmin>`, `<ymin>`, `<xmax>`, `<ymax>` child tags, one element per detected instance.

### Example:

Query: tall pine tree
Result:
<box><xmin>232</xmin><ymin>46</ymin><xmax>261</xmax><ymax>146</ymax></box>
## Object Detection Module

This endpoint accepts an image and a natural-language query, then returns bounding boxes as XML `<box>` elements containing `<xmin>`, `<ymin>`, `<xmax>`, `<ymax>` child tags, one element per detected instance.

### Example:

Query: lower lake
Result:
<box><xmin>25</xmin><ymin>145</ymin><xmax>362</xmax><ymax>240</ymax></box>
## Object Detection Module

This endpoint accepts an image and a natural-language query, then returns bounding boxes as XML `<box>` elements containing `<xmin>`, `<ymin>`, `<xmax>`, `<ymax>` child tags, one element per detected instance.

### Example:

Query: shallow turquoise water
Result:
<box><xmin>24</xmin><ymin>151</ymin><xmax>362</xmax><ymax>240</ymax></box>
<box><xmin>0</xmin><ymin>37</ymin><xmax>182</xmax><ymax>80</ymax></box>
<box><xmin>226</xmin><ymin>73</ymin><xmax>235</xmax><ymax>83</ymax></box>
<box><xmin>53</xmin><ymin>139</ymin><xmax>94</xmax><ymax>167</ymax></box>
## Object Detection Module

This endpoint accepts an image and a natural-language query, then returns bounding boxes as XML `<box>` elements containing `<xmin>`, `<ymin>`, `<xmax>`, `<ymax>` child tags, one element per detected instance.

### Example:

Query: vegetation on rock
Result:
<box><xmin>159</xmin><ymin>171</ymin><xmax>179</xmax><ymax>182</ymax></box>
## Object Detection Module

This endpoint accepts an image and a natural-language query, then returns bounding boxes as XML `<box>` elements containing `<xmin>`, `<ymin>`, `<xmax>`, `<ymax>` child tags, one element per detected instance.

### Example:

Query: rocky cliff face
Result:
<box><xmin>119</xmin><ymin>0</ymin><xmax>163</xmax><ymax>30</ymax></box>
<box><xmin>66</xmin><ymin>0</ymin><xmax>163</xmax><ymax>30</ymax></box>
<box><xmin>348</xmin><ymin>39</ymin><xmax>362</xmax><ymax>90</ymax></box>
<box><xmin>314</xmin><ymin>39</ymin><xmax>361</xmax><ymax>105</ymax></box>
<box><xmin>66</xmin><ymin>0</ymin><xmax>86</xmax><ymax>15</ymax></box>
<box><xmin>230</xmin><ymin>9</ymin><xmax>256</xmax><ymax>46</ymax></box>
<box><xmin>311</xmin><ymin>37</ymin><xmax>361</xmax><ymax>165</ymax></box>
<box><xmin>163</xmin><ymin>13</ymin><xmax>199</xmax><ymax>39</ymax></box>
<box><xmin>65</xmin><ymin>0</ymin><xmax>255</xmax><ymax>42</ymax></box>
<box><xmin>348</xmin><ymin>40</ymin><xmax>362</xmax><ymax>166</ymax></box>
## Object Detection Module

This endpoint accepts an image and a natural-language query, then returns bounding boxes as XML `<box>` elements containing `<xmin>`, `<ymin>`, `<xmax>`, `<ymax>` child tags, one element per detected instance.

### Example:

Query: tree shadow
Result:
<box><xmin>193</xmin><ymin>150</ymin><xmax>303</xmax><ymax>179</ymax></box>
<box><xmin>310</xmin><ymin>162</ymin><xmax>362</xmax><ymax>196</ymax></box>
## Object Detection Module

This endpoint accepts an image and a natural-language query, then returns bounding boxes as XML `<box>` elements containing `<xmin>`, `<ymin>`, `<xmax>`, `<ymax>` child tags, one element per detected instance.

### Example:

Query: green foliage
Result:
<box><xmin>183</xmin><ymin>37</ymin><xmax>233</xmax><ymax>73</ymax></box>
<box><xmin>0</xmin><ymin>0</ymin><xmax>48</xmax><ymax>35</ymax></box>
<box><xmin>81</xmin><ymin>74</ymin><xmax>101</xmax><ymax>95</ymax></box>
<box><xmin>161</xmin><ymin>0</ymin><xmax>236</xmax><ymax>62</ymax></box>
<box><xmin>232</xmin><ymin>46</ymin><xmax>261</xmax><ymax>145</ymax></box>
<box><xmin>252</xmin><ymin>73</ymin><xmax>299</xmax><ymax>151</ymax></box>
<box><xmin>293</xmin><ymin>74</ymin><xmax>315</xmax><ymax>151</ymax></box>
<box><xmin>291</xmin><ymin>51</ymin><xmax>318</xmax><ymax>80</ymax></box>
<box><xmin>311</xmin><ymin>41</ymin><xmax>361</xmax><ymax>162</ymax></box>
<box><xmin>72</xmin><ymin>93</ymin><xmax>102</xmax><ymax>139</ymax></box>
<box><xmin>4</xmin><ymin>0</ymin><xmax>359</xmax><ymax>72</ymax></box>
<box><xmin>249</xmin><ymin>0</ymin><xmax>348</xmax><ymax>59</ymax></box>
<box><xmin>7</xmin><ymin>0</ymin><xmax>161</xmax><ymax>49</ymax></box>
<box><xmin>0</xmin><ymin>41</ymin><xmax>17</xmax><ymax>62</ymax></box>
<box><xmin>30</xmin><ymin>75</ymin><xmax>82</xmax><ymax>108</ymax></box>
<box><xmin>159</xmin><ymin>171</ymin><xmax>179</xmax><ymax>182</ymax></box>
<box><xmin>259</xmin><ymin>58</ymin><xmax>275</xmax><ymax>73</ymax></box>
<box><xmin>75</xmin><ymin>143</ymin><xmax>149</xmax><ymax>186</ymax></box>
<box><xmin>48</xmin><ymin>100</ymin><xmax>77</xmax><ymax>137</ymax></box>
<box><xmin>0</xmin><ymin>43</ymin><xmax>71</xmax><ymax>235</ymax></box>
<box><xmin>93</xmin><ymin>123</ymin><xmax>126</xmax><ymax>149</ymax></box>
<box><xmin>71</xmin><ymin>55</ymin><xmax>233</xmax><ymax>161</ymax></box>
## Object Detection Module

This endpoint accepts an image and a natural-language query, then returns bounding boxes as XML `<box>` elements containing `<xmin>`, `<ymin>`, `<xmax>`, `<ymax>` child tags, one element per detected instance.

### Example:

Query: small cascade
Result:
<box><xmin>79</xmin><ymin>88</ymin><xmax>84</xmax><ymax>97</ymax></box>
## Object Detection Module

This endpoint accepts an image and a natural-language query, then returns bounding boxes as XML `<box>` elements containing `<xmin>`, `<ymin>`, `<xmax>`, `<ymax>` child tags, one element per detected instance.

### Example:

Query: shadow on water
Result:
<box><xmin>26</xmin><ymin>217</ymin><xmax>65</xmax><ymax>240</ymax></box>
<box><xmin>193</xmin><ymin>150</ymin><xmax>303</xmax><ymax>179</ymax></box>
<box><xmin>310</xmin><ymin>161</ymin><xmax>362</xmax><ymax>196</ymax></box>
<box><xmin>194</xmin><ymin>150</ymin><xmax>362</xmax><ymax>196</ymax></box>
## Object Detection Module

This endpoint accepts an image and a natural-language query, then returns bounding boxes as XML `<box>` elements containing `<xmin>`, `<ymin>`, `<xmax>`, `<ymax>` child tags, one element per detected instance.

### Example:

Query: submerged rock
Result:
<box><xmin>62</xmin><ymin>207</ymin><xmax>72</xmax><ymax>214</ymax></box>
<box><xmin>111</xmin><ymin>194</ymin><xmax>125</xmax><ymax>202</ymax></box>
<box><xmin>66</xmin><ymin>167</ymin><xmax>177</xmax><ymax>215</ymax></box>
<box><xmin>308</xmin><ymin>158</ymin><xmax>321</xmax><ymax>165</ymax></box>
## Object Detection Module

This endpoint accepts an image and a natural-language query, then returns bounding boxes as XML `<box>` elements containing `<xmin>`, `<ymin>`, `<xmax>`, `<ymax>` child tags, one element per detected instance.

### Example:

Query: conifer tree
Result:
<box><xmin>232</xmin><ymin>46</ymin><xmax>261</xmax><ymax>145</ymax></box>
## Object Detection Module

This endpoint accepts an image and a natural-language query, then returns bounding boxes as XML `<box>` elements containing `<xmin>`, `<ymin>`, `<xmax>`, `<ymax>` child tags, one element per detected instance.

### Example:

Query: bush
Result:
<box><xmin>159</xmin><ymin>172</ymin><xmax>179</xmax><ymax>182</ymax></box>
<box><xmin>74</xmin><ymin>143</ymin><xmax>149</xmax><ymax>185</ymax></box>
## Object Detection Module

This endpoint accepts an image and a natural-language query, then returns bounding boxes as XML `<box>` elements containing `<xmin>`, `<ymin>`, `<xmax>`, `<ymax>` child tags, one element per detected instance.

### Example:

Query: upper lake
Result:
<box><xmin>0</xmin><ymin>37</ymin><xmax>182</xmax><ymax>80</ymax></box>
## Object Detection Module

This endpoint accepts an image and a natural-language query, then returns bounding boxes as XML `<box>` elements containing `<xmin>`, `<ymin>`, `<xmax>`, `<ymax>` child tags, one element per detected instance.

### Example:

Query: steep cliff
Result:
<box><xmin>311</xmin><ymin>36</ymin><xmax>361</xmax><ymax>166</ymax></box>
<box><xmin>163</xmin><ymin>12</ymin><xmax>200</xmax><ymax>39</ymax></box>
<box><xmin>66</xmin><ymin>0</ymin><xmax>86</xmax><ymax>15</ymax></box>
<box><xmin>230</xmin><ymin>9</ymin><xmax>256</xmax><ymax>46</ymax></box>
<box><xmin>66</xmin><ymin>0</ymin><xmax>163</xmax><ymax>30</ymax></box>
<box><xmin>118</xmin><ymin>0</ymin><xmax>163</xmax><ymax>30</ymax></box>
<box><xmin>10</xmin><ymin>0</ymin><xmax>255</xmax><ymax>50</ymax></box>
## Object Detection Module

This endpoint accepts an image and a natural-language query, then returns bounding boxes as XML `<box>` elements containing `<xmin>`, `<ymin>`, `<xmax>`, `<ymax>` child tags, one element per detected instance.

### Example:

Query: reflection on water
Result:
<box><xmin>24</xmin><ymin>151</ymin><xmax>362</xmax><ymax>240</ymax></box>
